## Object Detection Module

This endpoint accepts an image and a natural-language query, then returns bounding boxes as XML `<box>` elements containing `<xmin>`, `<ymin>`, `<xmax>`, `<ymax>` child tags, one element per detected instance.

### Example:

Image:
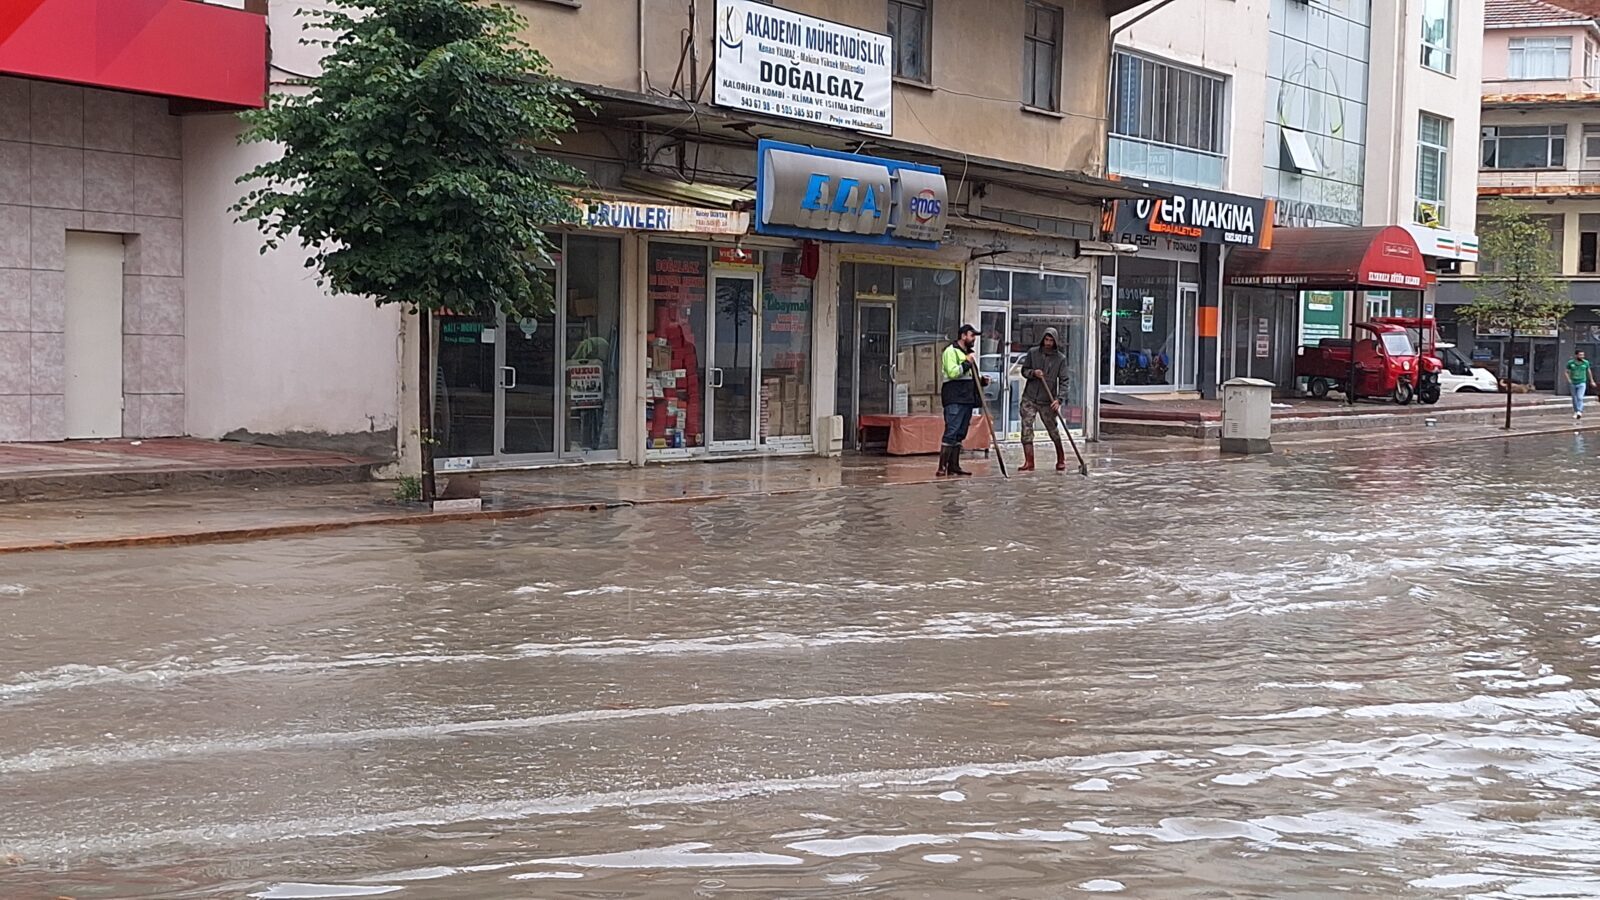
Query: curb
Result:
<box><xmin>0</xmin><ymin>424</ymin><xmax>1585</xmax><ymax>555</ymax></box>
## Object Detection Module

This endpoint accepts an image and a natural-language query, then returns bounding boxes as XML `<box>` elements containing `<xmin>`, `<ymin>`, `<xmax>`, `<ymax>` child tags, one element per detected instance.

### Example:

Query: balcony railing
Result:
<box><xmin>1108</xmin><ymin>135</ymin><xmax>1226</xmax><ymax>190</ymax></box>
<box><xmin>1482</xmin><ymin>77</ymin><xmax>1600</xmax><ymax>103</ymax></box>
<box><xmin>1479</xmin><ymin>169</ymin><xmax>1600</xmax><ymax>192</ymax></box>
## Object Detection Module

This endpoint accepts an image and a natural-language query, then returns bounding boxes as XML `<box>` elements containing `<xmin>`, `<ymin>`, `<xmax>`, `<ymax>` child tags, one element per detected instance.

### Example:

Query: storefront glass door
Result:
<box><xmin>856</xmin><ymin>302</ymin><xmax>895</xmax><ymax>419</ymax></box>
<box><xmin>1177</xmin><ymin>284</ymin><xmax>1199</xmax><ymax>390</ymax></box>
<box><xmin>979</xmin><ymin>304</ymin><xmax>1016</xmax><ymax>438</ymax></box>
<box><xmin>710</xmin><ymin>270</ymin><xmax>760</xmax><ymax>449</ymax></box>
<box><xmin>435</xmin><ymin>310</ymin><xmax>499</xmax><ymax>460</ymax></box>
<box><xmin>501</xmin><ymin>310</ymin><xmax>557</xmax><ymax>457</ymax></box>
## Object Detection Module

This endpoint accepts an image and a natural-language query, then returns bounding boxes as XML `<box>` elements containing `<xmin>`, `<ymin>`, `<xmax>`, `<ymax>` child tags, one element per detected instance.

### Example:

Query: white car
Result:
<box><xmin>1435</xmin><ymin>344</ymin><xmax>1500</xmax><ymax>393</ymax></box>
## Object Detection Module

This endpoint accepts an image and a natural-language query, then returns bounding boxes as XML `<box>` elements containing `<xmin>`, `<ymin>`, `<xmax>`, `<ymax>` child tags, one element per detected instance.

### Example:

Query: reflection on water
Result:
<box><xmin>4</xmin><ymin>433</ymin><xmax>1600</xmax><ymax>898</ymax></box>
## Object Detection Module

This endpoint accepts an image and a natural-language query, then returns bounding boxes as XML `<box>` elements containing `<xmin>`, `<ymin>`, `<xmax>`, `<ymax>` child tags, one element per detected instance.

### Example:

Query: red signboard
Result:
<box><xmin>0</xmin><ymin>0</ymin><xmax>267</xmax><ymax>109</ymax></box>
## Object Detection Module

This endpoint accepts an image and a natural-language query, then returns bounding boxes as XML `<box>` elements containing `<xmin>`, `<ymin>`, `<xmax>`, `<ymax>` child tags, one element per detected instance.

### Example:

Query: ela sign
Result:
<box><xmin>756</xmin><ymin>140</ymin><xmax>948</xmax><ymax>248</ymax></box>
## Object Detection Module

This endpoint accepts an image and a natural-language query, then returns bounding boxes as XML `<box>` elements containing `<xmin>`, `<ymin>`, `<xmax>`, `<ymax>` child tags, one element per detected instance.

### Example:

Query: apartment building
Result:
<box><xmin>1435</xmin><ymin>0</ymin><xmax>1600</xmax><ymax>390</ymax></box>
<box><xmin>1110</xmin><ymin>0</ymin><xmax>1483</xmax><ymax>398</ymax></box>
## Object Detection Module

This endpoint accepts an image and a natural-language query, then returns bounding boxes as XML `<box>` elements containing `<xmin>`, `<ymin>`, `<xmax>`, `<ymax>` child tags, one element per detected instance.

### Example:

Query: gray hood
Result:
<box><xmin>1039</xmin><ymin>327</ymin><xmax>1061</xmax><ymax>354</ymax></box>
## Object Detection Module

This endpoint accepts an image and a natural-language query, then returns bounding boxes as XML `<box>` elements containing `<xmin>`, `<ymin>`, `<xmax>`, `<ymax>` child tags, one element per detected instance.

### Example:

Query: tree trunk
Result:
<box><xmin>1504</xmin><ymin>327</ymin><xmax>1517</xmax><ymax>430</ymax></box>
<box><xmin>418</xmin><ymin>308</ymin><xmax>437</xmax><ymax>503</ymax></box>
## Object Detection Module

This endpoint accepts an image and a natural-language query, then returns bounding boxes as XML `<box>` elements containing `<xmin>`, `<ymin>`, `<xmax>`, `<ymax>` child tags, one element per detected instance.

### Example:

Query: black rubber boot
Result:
<box><xmin>949</xmin><ymin>446</ymin><xmax>973</xmax><ymax>476</ymax></box>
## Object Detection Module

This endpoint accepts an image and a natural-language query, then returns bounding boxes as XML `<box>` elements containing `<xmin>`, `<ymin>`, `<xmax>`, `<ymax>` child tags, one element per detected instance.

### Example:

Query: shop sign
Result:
<box><xmin>713</xmin><ymin>0</ymin><xmax>893</xmax><ymax>135</ymax></box>
<box><xmin>1401</xmin><ymin>224</ymin><xmax>1480</xmax><ymax>261</ymax></box>
<box><xmin>1112</xmin><ymin>182</ymin><xmax>1274</xmax><ymax>249</ymax></box>
<box><xmin>1300</xmin><ymin>290</ymin><xmax>1346</xmax><ymax>347</ymax></box>
<box><xmin>566</xmin><ymin>361</ymin><xmax>604</xmax><ymax>410</ymax></box>
<box><xmin>575</xmin><ymin>199</ymin><xmax>750</xmax><ymax>235</ymax></box>
<box><xmin>1272</xmin><ymin>198</ymin><xmax>1362</xmax><ymax>228</ymax></box>
<box><xmin>755</xmin><ymin>140</ymin><xmax>947</xmax><ymax>248</ymax></box>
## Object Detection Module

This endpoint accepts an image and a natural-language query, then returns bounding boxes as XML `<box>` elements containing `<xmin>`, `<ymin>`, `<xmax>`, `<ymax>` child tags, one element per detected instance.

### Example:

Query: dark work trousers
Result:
<box><xmin>941</xmin><ymin>403</ymin><xmax>973</xmax><ymax>447</ymax></box>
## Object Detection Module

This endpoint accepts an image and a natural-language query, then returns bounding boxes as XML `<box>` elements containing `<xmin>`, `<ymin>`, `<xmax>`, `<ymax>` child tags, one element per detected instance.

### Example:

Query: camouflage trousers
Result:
<box><xmin>1020</xmin><ymin>398</ymin><xmax>1062</xmax><ymax>443</ymax></box>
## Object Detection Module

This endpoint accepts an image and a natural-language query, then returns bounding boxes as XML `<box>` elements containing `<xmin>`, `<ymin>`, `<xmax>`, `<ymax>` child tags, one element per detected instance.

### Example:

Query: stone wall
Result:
<box><xmin>0</xmin><ymin>77</ymin><xmax>184</xmax><ymax>442</ymax></box>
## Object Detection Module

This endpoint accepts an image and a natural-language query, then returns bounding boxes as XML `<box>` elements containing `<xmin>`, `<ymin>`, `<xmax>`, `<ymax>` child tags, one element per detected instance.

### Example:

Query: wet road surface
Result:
<box><xmin>4</xmin><ymin>433</ymin><xmax>1600</xmax><ymax>898</ymax></box>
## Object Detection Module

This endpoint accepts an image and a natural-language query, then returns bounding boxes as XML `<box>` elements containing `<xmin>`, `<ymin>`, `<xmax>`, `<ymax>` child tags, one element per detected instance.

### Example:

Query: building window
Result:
<box><xmin>1417</xmin><ymin>113</ymin><xmax>1450</xmax><ymax>226</ymax></box>
<box><xmin>888</xmin><ymin>0</ymin><xmax>931</xmax><ymax>82</ymax></box>
<box><xmin>1584</xmin><ymin>124</ymin><xmax>1600</xmax><ymax>168</ymax></box>
<box><xmin>1582</xmin><ymin>215</ymin><xmax>1600</xmax><ymax>273</ymax></box>
<box><xmin>1481</xmin><ymin>124</ymin><xmax>1566</xmax><ymax>169</ymax></box>
<box><xmin>1023</xmin><ymin>1</ymin><xmax>1063</xmax><ymax>111</ymax></box>
<box><xmin>1508</xmin><ymin>37</ymin><xmax>1573</xmax><ymax>80</ymax></box>
<box><xmin>1109</xmin><ymin>52</ymin><xmax>1228</xmax><ymax>188</ymax></box>
<box><xmin>1421</xmin><ymin>0</ymin><xmax>1454</xmax><ymax>74</ymax></box>
<box><xmin>1480</xmin><ymin>214</ymin><xmax>1563</xmax><ymax>274</ymax></box>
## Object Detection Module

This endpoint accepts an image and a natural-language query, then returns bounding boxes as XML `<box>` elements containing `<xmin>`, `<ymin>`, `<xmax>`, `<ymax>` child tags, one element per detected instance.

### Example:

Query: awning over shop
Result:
<box><xmin>572</xmin><ymin>181</ymin><xmax>753</xmax><ymax>235</ymax></box>
<box><xmin>1226</xmin><ymin>226</ymin><xmax>1429</xmax><ymax>290</ymax></box>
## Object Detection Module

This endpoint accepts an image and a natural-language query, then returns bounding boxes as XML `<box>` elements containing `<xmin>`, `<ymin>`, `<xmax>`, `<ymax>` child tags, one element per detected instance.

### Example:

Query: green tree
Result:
<box><xmin>234</xmin><ymin>0</ymin><xmax>585</xmax><ymax>500</ymax></box>
<box><xmin>1462</xmin><ymin>197</ymin><xmax>1572</xmax><ymax>429</ymax></box>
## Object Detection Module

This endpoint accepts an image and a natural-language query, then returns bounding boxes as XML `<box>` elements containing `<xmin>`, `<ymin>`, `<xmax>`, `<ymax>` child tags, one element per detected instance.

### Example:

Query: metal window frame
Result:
<box><xmin>1417</xmin><ymin>113</ymin><xmax>1450</xmax><ymax>224</ymax></box>
<box><xmin>1110</xmin><ymin>50</ymin><xmax>1228</xmax><ymax>156</ymax></box>
<box><xmin>1419</xmin><ymin>0</ymin><xmax>1454</xmax><ymax>74</ymax></box>
<box><xmin>1508</xmin><ymin>36</ymin><xmax>1574</xmax><ymax>79</ymax></box>
<box><xmin>1480</xmin><ymin>124</ymin><xmax>1567</xmax><ymax>170</ymax></box>
<box><xmin>1023</xmin><ymin>0</ymin><xmax>1063</xmax><ymax>110</ymax></box>
<box><xmin>888</xmin><ymin>0</ymin><xmax>933</xmax><ymax>83</ymax></box>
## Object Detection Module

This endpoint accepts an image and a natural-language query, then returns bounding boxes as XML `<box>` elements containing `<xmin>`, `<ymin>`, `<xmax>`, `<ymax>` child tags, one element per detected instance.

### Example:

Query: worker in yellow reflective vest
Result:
<box><xmin>937</xmin><ymin>324</ymin><xmax>989</xmax><ymax>477</ymax></box>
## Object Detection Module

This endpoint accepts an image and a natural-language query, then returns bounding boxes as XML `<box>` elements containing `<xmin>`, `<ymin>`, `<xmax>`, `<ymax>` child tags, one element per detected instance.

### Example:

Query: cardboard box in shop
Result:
<box><xmin>912</xmin><ymin>343</ymin><xmax>938</xmax><ymax>393</ymax></box>
<box><xmin>910</xmin><ymin>395</ymin><xmax>933</xmax><ymax>415</ymax></box>
<box><xmin>896</xmin><ymin>348</ymin><xmax>915</xmax><ymax>381</ymax></box>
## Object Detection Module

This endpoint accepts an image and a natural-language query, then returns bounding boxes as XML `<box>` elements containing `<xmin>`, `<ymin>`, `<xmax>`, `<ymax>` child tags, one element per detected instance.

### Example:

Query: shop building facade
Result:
<box><xmin>406</xmin><ymin>0</ymin><xmax>1146</xmax><ymax>472</ymax></box>
<box><xmin>1111</xmin><ymin>0</ymin><xmax>1483</xmax><ymax>399</ymax></box>
<box><xmin>3</xmin><ymin>0</ymin><xmax>1144</xmax><ymax>463</ymax></box>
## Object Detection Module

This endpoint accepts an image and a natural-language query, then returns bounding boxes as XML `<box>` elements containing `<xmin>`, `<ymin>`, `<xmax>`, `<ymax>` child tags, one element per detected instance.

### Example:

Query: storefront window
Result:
<box><xmin>433</xmin><ymin>234</ymin><xmax>621</xmax><ymax>464</ymax></box>
<box><xmin>761</xmin><ymin>250</ymin><xmax>813</xmax><ymax>440</ymax></box>
<box><xmin>981</xmin><ymin>268</ymin><xmax>1088</xmax><ymax>433</ymax></box>
<box><xmin>646</xmin><ymin>243</ymin><xmax>708</xmax><ymax>450</ymax></box>
<box><xmin>563</xmin><ymin>236</ymin><xmax>621</xmax><ymax>454</ymax></box>
<box><xmin>1111</xmin><ymin>256</ymin><xmax>1179</xmax><ymax>388</ymax></box>
<box><xmin>836</xmin><ymin>261</ymin><xmax>961</xmax><ymax>443</ymax></box>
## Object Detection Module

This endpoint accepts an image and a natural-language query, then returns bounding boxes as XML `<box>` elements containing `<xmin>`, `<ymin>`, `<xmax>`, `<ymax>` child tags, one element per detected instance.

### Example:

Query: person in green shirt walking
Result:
<box><xmin>1567</xmin><ymin>350</ymin><xmax>1594</xmax><ymax>421</ymax></box>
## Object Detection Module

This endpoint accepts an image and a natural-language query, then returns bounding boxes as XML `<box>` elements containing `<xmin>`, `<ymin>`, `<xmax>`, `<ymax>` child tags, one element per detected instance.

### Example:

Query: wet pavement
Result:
<box><xmin>4</xmin><ymin>431</ymin><xmax>1600</xmax><ymax>897</ymax></box>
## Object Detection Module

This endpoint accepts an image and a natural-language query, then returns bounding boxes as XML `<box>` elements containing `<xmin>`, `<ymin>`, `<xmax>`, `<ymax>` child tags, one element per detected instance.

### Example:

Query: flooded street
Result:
<box><xmin>4</xmin><ymin>434</ymin><xmax>1600</xmax><ymax>898</ymax></box>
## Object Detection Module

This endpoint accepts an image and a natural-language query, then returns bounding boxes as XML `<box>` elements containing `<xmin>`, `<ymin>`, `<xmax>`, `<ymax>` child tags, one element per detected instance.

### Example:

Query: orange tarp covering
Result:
<box><xmin>859</xmin><ymin>414</ymin><xmax>993</xmax><ymax>456</ymax></box>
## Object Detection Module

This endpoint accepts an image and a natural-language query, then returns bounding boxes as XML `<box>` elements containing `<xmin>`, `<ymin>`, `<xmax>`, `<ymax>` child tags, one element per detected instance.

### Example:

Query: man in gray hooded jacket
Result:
<box><xmin>1017</xmin><ymin>327</ymin><xmax>1069</xmax><ymax>472</ymax></box>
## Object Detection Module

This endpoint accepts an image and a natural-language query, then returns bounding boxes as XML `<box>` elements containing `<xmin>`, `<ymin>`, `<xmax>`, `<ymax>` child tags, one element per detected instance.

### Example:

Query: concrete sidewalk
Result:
<box><xmin>0</xmin><ymin>417</ymin><xmax>1592</xmax><ymax>554</ymax></box>
<box><xmin>0</xmin><ymin>438</ymin><xmax>378</xmax><ymax>502</ymax></box>
<box><xmin>1101</xmin><ymin>390</ymin><xmax>1572</xmax><ymax>439</ymax></box>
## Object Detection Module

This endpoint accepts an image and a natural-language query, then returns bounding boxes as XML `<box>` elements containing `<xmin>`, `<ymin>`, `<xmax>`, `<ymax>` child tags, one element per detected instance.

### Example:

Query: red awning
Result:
<box><xmin>1225</xmin><ymin>226</ymin><xmax>1430</xmax><ymax>290</ymax></box>
<box><xmin>0</xmin><ymin>0</ymin><xmax>267</xmax><ymax>109</ymax></box>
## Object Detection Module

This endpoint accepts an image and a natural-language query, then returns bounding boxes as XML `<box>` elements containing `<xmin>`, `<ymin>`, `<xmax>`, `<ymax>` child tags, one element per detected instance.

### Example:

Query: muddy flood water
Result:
<box><xmin>4</xmin><ymin>433</ymin><xmax>1600</xmax><ymax>898</ymax></box>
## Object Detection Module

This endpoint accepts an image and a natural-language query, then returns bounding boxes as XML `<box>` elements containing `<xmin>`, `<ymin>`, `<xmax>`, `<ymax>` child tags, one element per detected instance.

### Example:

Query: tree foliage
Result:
<box><xmin>1463</xmin><ymin>197</ymin><xmax>1572</xmax><ymax>334</ymax></box>
<box><xmin>234</xmin><ymin>0</ymin><xmax>585</xmax><ymax>318</ymax></box>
